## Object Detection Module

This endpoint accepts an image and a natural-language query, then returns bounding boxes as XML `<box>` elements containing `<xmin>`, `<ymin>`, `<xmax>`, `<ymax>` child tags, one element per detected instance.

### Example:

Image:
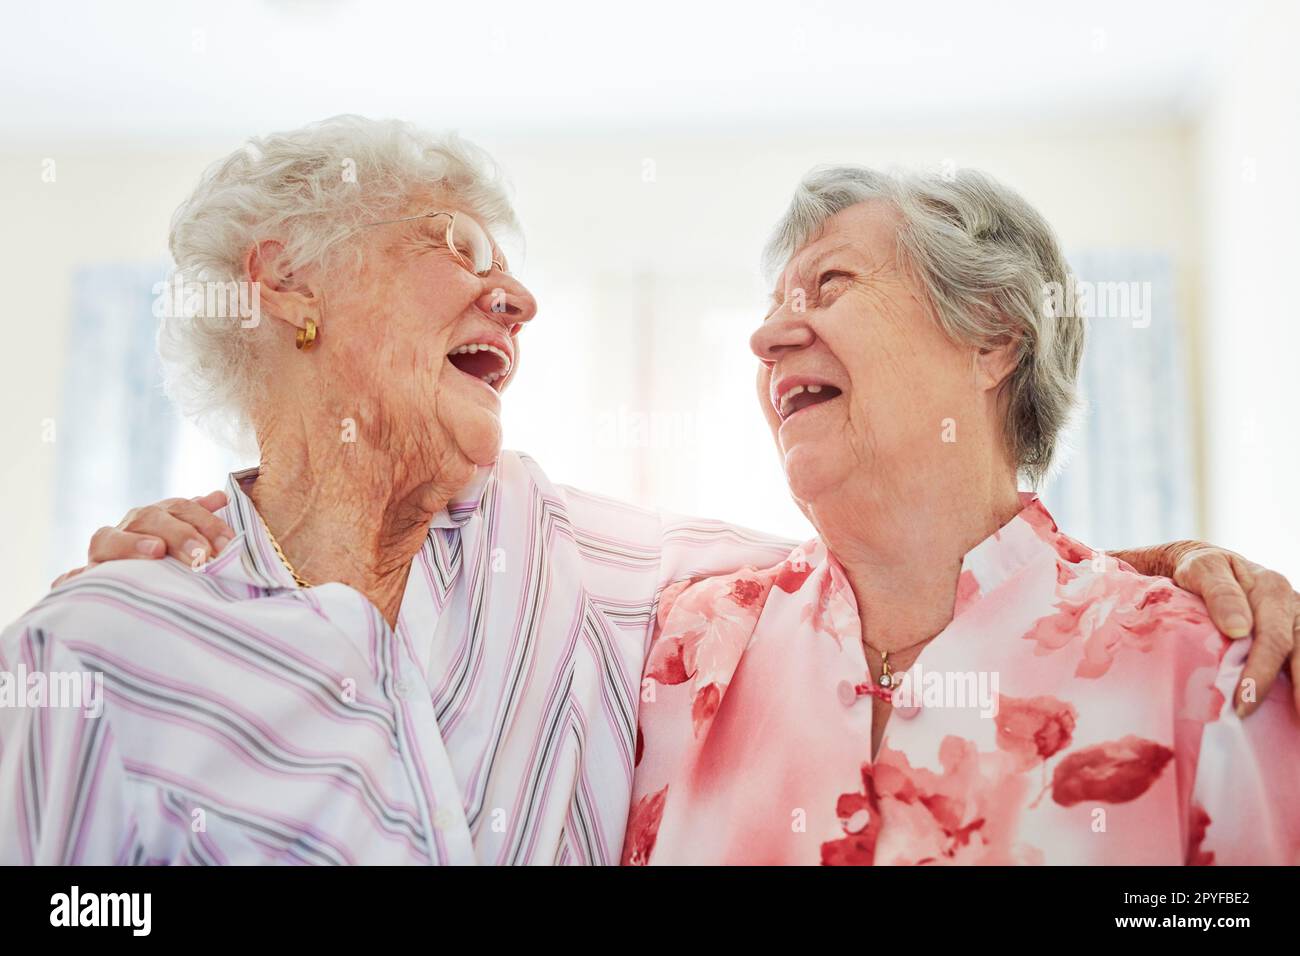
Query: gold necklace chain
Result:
<box><xmin>861</xmin><ymin>633</ymin><xmax>940</xmax><ymax>697</ymax></box>
<box><xmin>256</xmin><ymin>511</ymin><xmax>313</xmax><ymax>588</ymax></box>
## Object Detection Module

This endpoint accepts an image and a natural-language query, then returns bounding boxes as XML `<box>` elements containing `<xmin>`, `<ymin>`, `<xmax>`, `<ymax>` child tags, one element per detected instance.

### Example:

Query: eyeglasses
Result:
<box><xmin>355</xmin><ymin>210</ymin><xmax>507</xmax><ymax>277</ymax></box>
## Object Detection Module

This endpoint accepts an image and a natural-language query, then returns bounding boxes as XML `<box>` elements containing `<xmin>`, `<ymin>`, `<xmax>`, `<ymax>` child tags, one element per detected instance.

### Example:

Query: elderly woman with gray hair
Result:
<box><xmin>623</xmin><ymin>166</ymin><xmax>1300</xmax><ymax>866</ymax></box>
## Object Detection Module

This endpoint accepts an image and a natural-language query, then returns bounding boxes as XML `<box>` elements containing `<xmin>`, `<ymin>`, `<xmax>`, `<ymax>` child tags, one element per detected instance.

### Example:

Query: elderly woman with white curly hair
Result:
<box><xmin>623</xmin><ymin>166</ymin><xmax>1300</xmax><ymax>866</ymax></box>
<box><xmin>0</xmin><ymin>117</ymin><xmax>554</xmax><ymax>863</ymax></box>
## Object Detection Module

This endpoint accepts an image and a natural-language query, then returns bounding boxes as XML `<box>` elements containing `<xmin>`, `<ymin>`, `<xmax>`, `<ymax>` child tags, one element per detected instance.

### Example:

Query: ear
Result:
<box><xmin>973</xmin><ymin>334</ymin><xmax>1021</xmax><ymax>393</ymax></box>
<box><xmin>244</xmin><ymin>240</ymin><xmax>322</xmax><ymax>334</ymax></box>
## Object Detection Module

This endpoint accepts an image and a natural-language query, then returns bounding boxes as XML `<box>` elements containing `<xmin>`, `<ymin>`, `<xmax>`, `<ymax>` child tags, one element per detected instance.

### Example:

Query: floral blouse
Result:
<box><xmin>623</xmin><ymin>494</ymin><xmax>1300</xmax><ymax>865</ymax></box>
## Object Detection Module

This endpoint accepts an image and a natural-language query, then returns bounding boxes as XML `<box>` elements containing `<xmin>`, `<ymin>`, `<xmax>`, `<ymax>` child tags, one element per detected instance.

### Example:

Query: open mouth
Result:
<box><xmin>777</xmin><ymin>383</ymin><xmax>843</xmax><ymax>421</ymax></box>
<box><xmin>447</xmin><ymin>343</ymin><xmax>512</xmax><ymax>390</ymax></box>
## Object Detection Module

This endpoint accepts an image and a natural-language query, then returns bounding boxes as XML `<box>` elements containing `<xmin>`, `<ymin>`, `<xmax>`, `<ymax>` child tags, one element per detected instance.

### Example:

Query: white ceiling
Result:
<box><xmin>2</xmin><ymin>0</ymin><xmax>1225</xmax><ymax>142</ymax></box>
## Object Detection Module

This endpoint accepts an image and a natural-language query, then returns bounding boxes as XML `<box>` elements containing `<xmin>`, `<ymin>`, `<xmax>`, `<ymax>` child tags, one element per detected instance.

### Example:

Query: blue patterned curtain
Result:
<box><xmin>51</xmin><ymin>263</ymin><xmax>177</xmax><ymax>578</ymax></box>
<box><xmin>1040</xmin><ymin>249</ymin><xmax>1197</xmax><ymax>550</ymax></box>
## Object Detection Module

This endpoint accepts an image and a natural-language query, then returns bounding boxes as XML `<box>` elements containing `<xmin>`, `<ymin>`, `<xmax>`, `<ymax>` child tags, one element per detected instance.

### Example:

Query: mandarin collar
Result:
<box><xmin>803</xmin><ymin>492</ymin><xmax>1073</xmax><ymax>620</ymax></box>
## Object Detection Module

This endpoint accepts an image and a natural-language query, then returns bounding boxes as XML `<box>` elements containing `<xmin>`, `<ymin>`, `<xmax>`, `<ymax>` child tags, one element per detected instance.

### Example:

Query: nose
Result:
<box><xmin>475</xmin><ymin>271</ymin><xmax>538</xmax><ymax>333</ymax></box>
<box><xmin>749</xmin><ymin>306</ymin><xmax>815</xmax><ymax>365</ymax></box>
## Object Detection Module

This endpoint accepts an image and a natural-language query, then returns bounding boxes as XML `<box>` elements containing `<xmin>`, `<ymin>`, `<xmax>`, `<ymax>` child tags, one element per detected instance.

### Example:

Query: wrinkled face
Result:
<box><xmin>313</xmin><ymin>193</ymin><xmax>537</xmax><ymax>471</ymax></box>
<box><xmin>750</xmin><ymin>201</ymin><xmax>982</xmax><ymax>507</ymax></box>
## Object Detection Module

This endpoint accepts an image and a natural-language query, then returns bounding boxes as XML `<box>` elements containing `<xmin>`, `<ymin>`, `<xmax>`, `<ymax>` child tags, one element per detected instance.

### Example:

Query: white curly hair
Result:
<box><xmin>158</xmin><ymin>114</ymin><xmax>519</xmax><ymax>449</ymax></box>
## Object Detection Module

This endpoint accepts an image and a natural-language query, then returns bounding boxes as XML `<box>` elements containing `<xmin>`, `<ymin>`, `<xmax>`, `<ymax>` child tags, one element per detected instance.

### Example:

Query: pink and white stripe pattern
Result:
<box><xmin>0</xmin><ymin>451</ymin><xmax>794</xmax><ymax>864</ymax></box>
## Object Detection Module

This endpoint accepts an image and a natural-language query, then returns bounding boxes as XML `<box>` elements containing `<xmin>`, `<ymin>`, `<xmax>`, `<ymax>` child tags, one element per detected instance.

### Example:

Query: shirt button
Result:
<box><xmin>836</xmin><ymin>679</ymin><xmax>858</xmax><ymax>708</ymax></box>
<box><xmin>893</xmin><ymin>700</ymin><xmax>921</xmax><ymax>719</ymax></box>
<box><xmin>394</xmin><ymin>676</ymin><xmax>414</xmax><ymax>699</ymax></box>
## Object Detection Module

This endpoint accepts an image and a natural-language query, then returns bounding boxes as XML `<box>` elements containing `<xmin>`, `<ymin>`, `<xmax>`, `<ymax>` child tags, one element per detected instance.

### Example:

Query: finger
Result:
<box><xmin>1290</xmin><ymin>615</ymin><xmax>1300</xmax><ymax>718</ymax></box>
<box><xmin>87</xmin><ymin>526</ymin><xmax>167</xmax><ymax>564</ymax></box>
<box><xmin>50</xmin><ymin>567</ymin><xmax>87</xmax><ymax>589</ymax></box>
<box><xmin>1187</xmin><ymin>553</ymin><xmax>1253</xmax><ymax>638</ymax></box>
<box><xmin>1236</xmin><ymin>574</ymin><xmax>1295</xmax><ymax>716</ymax></box>
<box><xmin>161</xmin><ymin>498</ymin><xmax>236</xmax><ymax>554</ymax></box>
<box><xmin>119</xmin><ymin>509</ymin><xmax>223</xmax><ymax>565</ymax></box>
<box><xmin>193</xmin><ymin>490</ymin><xmax>229</xmax><ymax>513</ymax></box>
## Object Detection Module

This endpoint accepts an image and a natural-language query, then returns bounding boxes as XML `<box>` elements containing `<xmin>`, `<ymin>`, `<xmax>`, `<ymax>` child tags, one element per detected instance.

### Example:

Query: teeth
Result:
<box><xmin>778</xmin><ymin>384</ymin><xmax>835</xmax><ymax>419</ymax></box>
<box><xmin>779</xmin><ymin>385</ymin><xmax>807</xmax><ymax>419</ymax></box>
<box><xmin>449</xmin><ymin>342</ymin><xmax>512</xmax><ymax>385</ymax></box>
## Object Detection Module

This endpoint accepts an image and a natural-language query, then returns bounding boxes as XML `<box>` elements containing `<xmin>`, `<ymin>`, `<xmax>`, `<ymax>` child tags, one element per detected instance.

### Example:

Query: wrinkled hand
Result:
<box><xmin>1169</xmin><ymin>544</ymin><xmax>1299</xmax><ymax>718</ymax></box>
<box><xmin>51</xmin><ymin>491</ymin><xmax>235</xmax><ymax>588</ymax></box>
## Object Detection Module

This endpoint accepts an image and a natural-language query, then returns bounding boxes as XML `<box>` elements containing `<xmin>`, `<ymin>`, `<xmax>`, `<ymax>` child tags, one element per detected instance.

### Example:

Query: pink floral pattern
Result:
<box><xmin>994</xmin><ymin>694</ymin><xmax>1077</xmax><ymax>770</ymax></box>
<box><xmin>621</xmin><ymin>786</ymin><xmax>668</xmax><ymax>866</ymax></box>
<box><xmin>643</xmin><ymin>568</ymin><xmax>777</xmax><ymax>737</ymax></box>
<box><xmin>1049</xmin><ymin>736</ymin><xmax>1174</xmax><ymax>807</ymax></box>
<box><xmin>624</xmin><ymin>494</ymin><xmax>1300</xmax><ymax>865</ymax></box>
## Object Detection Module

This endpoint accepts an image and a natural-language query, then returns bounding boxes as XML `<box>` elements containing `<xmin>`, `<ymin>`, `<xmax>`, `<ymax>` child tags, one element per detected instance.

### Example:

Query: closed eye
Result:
<box><xmin>761</xmin><ymin>270</ymin><xmax>851</xmax><ymax>320</ymax></box>
<box><xmin>411</xmin><ymin>226</ymin><xmax>451</xmax><ymax>254</ymax></box>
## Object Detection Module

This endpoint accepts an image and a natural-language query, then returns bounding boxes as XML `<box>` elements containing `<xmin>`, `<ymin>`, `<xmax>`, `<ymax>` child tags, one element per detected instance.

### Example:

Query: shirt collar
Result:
<box><xmin>198</xmin><ymin>463</ymin><xmax>497</xmax><ymax>591</ymax></box>
<box><xmin>953</xmin><ymin>491</ymin><xmax>1089</xmax><ymax>616</ymax></box>
<box><xmin>195</xmin><ymin>467</ymin><xmax>301</xmax><ymax>591</ymax></box>
<box><xmin>798</xmin><ymin>492</ymin><xmax>1082</xmax><ymax>622</ymax></box>
<box><xmin>429</xmin><ymin>463</ymin><xmax>495</xmax><ymax>530</ymax></box>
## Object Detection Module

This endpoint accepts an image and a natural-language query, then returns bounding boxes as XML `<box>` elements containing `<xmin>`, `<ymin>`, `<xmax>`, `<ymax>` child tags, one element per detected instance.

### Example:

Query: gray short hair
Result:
<box><xmin>762</xmin><ymin>165</ymin><xmax>1083</xmax><ymax>486</ymax></box>
<box><xmin>159</xmin><ymin>114</ymin><xmax>519</xmax><ymax>448</ymax></box>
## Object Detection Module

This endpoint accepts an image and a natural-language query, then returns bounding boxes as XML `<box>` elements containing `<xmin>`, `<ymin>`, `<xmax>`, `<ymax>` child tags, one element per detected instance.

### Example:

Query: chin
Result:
<box><xmin>780</xmin><ymin>443</ymin><xmax>850</xmax><ymax>505</ymax></box>
<box><xmin>458</xmin><ymin>413</ymin><xmax>503</xmax><ymax>468</ymax></box>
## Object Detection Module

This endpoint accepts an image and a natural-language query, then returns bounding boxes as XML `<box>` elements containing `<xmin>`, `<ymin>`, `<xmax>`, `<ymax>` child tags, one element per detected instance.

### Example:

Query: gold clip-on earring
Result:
<box><xmin>295</xmin><ymin>318</ymin><xmax>317</xmax><ymax>351</ymax></box>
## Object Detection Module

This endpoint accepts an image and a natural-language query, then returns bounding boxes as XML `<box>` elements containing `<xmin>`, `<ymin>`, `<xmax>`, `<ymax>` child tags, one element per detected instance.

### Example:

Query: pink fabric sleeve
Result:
<box><xmin>1188</xmin><ymin>637</ymin><xmax>1300</xmax><ymax>864</ymax></box>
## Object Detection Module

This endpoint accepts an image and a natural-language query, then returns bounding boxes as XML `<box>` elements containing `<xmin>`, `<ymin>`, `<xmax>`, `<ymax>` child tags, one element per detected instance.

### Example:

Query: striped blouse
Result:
<box><xmin>0</xmin><ymin>451</ymin><xmax>793</xmax><ymax>864</ymax></box>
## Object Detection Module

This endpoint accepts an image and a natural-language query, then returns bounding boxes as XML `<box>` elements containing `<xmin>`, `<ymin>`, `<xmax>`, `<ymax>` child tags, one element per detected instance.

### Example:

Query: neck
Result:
<box><xmin>805</xmin><ymin>450</ymin><xmax>1022</xmax><ymax>660</ymax></box>
<box><xmin>247</xmin><ymin>413</ymin><xmax>471</xmax><ymax>627</ymax></box>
